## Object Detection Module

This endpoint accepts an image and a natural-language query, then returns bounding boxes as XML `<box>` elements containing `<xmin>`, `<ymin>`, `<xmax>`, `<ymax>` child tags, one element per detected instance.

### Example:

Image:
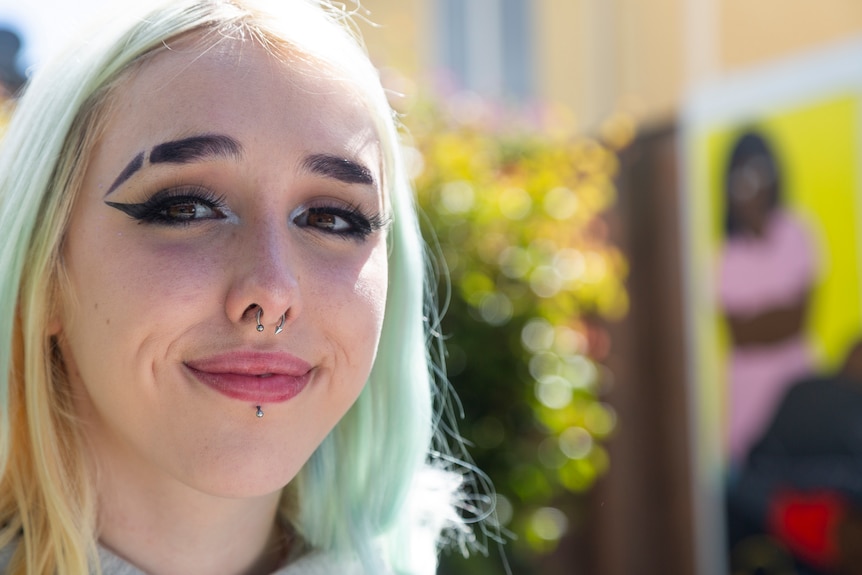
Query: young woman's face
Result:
<box><xmin>56</xmin><ymin>38</ymin><xmax>388</xmax><ymax>498</ymax></box>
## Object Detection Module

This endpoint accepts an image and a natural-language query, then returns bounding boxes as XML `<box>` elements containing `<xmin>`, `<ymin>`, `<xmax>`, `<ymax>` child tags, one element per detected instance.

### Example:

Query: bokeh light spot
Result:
<box><xmin>499</xmin><ymin>246</ymin><xmax>533</xmax><ymax>279</ymax></box>
<box><xmin>529</xmin><ymin>351</ymin><xmax>560</xmax><ymax>381</ymax></box>
<box><xmin>529</xmin><ymin>265</ymin><xmax>563</xmax><ymax>298</ymax></box>
<box><xmin>584</xmin><ymin>402</ymin><xmax>617</xmax><ymax>437</ymax></box>
<box><xmin>530</xmin><ymin>507</ymin><xmax>569</xmax><ymax>542</ymax></box>
<box><xmin>521</xmin><ymin>318</ymin><xmax>555</xmax><ymax>352</ymax></box>
<box><xmin>535</xmin><ymin>375</ymin><xmax>572</xmax><ymax>409</ymax></box>
<box><xmin>553</xmin><ymin>326</ymin><xmax>586</xmax><ymax>356</ymax></box>
<box><xmin>494</xmin><ymin>494</ymin><xmax>514</xmax><ymax>526</ymax></box>
<box><xmin>479</xmin><ymin>292</ymin><xmax>514</xmax><ymax>326</ymax></box>
<box><xmin>559</xmin><ymin>426</ymin><xmax>593</xmax><ymax>459</ymax></box>
<box><xmin>555</xmin><ymin>248</ymin><xmax>586</xmax><ymax>282</ymax></box>
<box><xmin>543</xmin><ymin>186</ymin><xmax>578</xmax><ymax>220</ymax></box>
<box><xmin>439</xmin><ymin>180</ymin><xmax>475</xmax><ymax>214</ymax></box>
<box><xmin>563</xmin><ymin>354</ymin><xmax>598</xmax><ymax>390</ymax></box>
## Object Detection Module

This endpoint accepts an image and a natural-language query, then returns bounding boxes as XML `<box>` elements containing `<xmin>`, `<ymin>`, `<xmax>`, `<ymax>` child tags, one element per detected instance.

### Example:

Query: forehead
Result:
<box><xmin>91</xmin><ymin>35</ymin><xmax>381</xmax><ymax>178</ymax></box>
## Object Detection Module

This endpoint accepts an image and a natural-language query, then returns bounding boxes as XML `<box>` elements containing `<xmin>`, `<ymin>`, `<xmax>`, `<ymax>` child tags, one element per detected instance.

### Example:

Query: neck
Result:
<box><xmin>92</xmin><ymin>446</ymin><xmax>288</xmax><ymax>575</ymax></box>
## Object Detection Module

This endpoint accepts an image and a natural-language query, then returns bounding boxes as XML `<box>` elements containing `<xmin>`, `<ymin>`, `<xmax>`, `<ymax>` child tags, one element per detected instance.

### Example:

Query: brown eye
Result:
<box><xmin>155</xmin><ymin>196</ymin><xmax>223</xmax><ymax>223</ymax></box>
<box><xmin>291</xmin><ymin>204</ymin><xmax>385</xmax><ymax>241</ymax></box>
<box><xmin>105</xmin><ymin>188</ymin><xmax>228</xmax><ymax>226</ymax></box>
<box><xmin>165</xmin><ymin>202</ymin><xmax>200</xmax><ymax>220</ymax></box>
<box><xmin>294</xmin><ymin>207</ymin><xmax>352</xmax><ymax>233</ymax></box>
<box><xmin>306</xmin><ymin>212</ymin><xmax>338</xmax><ymax>229</ymax></box>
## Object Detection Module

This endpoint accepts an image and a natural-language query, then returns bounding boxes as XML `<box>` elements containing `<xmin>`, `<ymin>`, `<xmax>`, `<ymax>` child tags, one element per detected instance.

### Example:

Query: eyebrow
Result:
<box><xmin>105</xmin><ymin>152</ymin><xmax>144</xmax><ymax>196</ymax></box>
<box><xmin>150</xmin><ymin>134</ymin><xmax>242</xmax><ymax>164</ymax></box>
<box><xmin>104</xmin><ymin>134</ymin><xmax>244</xmax><ymax>197</ymax></box>
<box><xmin>301</xmin><ymin>153</ymin><xmax>376</xmax><ymax>187</ymax></box>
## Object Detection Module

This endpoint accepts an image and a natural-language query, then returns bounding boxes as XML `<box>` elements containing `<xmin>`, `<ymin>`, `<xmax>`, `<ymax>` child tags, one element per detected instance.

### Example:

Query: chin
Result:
<box><xmin>172</xmin><ymin>442</ymin><xmax>311</xmax><ymax>500</ymax></box>
<box><xmin>187</xmin><ymin>463</ymin><xmax>302</xmax><ymax>500</ymax></box>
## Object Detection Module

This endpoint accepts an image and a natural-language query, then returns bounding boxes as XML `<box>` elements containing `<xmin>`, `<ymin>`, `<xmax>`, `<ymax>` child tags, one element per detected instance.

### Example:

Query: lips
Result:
<box><xmin>185</xmin><ymin>351</ymin><xmax>313</xmax><ymax>403</ymax></box>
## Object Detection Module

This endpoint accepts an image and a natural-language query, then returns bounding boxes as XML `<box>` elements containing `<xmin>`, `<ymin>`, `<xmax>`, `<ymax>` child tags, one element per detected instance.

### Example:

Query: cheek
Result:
<box><xmin>355</xmin><ymin>247</ymin><xmax>389</xmax><ymax>326</ymax></box>
<box><xmin>354</xmin><ymin>250</ymin><xmax>389</xmax><ymax>374</ymax></box>
<box><xmin>356</xmin><ymin>249</ymin><xmax>389</xmax><ymax>332</ymax></box>
<box><xmin>315</xmin><ymin>244</ymin><xmax>388</xmax><ymax>364</ymax></box>
<box><xmin>57</xmin><ymin>234</ymin><xmax>220</xmax><ymax>394</ymax></box>
<box><xmin>68</xmin><ymin>236</ymin><xmax>217</xmax><ymax>318</ymax></box>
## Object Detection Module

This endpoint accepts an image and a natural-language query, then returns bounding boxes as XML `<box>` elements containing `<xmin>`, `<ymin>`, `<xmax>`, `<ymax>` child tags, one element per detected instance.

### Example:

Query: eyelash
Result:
<box><xmin>105</xmin><ymin>187</ymin><xmax>390</xmax><ymax>240</ymax></box>
<box><xmin>293</xmin><ymin>203</ymin><xmax>390</xmax><ymax>240</ymax></box>
<box><xmin>105</xmin><ymin>186</ymin><xmax>227</xmax><ymax>226</ymax></box>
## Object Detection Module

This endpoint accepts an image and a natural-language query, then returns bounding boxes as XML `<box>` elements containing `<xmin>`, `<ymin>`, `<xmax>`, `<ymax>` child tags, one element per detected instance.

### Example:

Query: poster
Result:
<box><xmin>683</xmin><ymin>40</ymin><xmax>862</xmax><ymax>575</ymax></box>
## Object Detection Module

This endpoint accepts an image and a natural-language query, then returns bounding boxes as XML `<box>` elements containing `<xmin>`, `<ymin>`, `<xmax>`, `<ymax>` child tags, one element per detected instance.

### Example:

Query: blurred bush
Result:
<box><xmin>403</xmin><ymin>98</ymin><xmax>631</xmax><ymax>573</ymax></box>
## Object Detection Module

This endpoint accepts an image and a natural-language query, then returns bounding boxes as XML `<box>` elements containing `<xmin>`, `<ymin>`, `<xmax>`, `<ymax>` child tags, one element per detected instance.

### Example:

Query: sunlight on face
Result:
<box><xmin>56</xmin><ymin>36</ymin><xmax>389</xmax><ymax>498</ymax></box>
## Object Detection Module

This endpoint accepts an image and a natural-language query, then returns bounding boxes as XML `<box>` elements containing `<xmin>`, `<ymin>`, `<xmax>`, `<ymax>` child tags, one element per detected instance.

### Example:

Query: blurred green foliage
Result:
<box><xmin>403</xmin><ymin>100</ymin><xmax>631</xmax><ymax>573</ymax></box>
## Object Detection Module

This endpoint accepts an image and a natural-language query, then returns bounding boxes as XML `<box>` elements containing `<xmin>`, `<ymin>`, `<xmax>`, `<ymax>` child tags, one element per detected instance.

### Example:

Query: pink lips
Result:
<box><xmin>185</xmin><ymin>351</ymin><xmax>313</xmax><ymax>403</ymax></box>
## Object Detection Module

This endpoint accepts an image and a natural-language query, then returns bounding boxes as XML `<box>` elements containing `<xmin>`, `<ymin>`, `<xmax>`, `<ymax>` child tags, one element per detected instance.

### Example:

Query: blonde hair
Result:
<box><xmin>0</xmin><ymin>1</ymin><xmax>466</xmax><ymax>573</ymax></box>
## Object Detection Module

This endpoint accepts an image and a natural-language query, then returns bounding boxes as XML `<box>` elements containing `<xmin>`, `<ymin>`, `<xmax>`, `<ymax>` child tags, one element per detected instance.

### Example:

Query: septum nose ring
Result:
<box><xmin>255</xmin><ymin>307</ymin><xmax>286</xmax><ymax>335</ymax></box>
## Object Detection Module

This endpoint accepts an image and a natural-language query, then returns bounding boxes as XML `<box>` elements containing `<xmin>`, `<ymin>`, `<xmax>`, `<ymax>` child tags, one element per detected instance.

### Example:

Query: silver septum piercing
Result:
<box><xmin>256</xmin><ymin>406</ymin><xmax>264</xmax><ymax>418</ymax></box>
<box><xmin>255</xmin><ymin>307</ymin><xmax>286</xmax><ymax>335</ymax></box>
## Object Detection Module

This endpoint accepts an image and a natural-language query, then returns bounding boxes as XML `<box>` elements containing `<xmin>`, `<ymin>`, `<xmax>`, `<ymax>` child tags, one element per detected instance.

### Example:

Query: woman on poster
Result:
<box><xmin>717</xmin><ymin>131</ymin><xmax>818</xmax><ymax>466</ymax></box>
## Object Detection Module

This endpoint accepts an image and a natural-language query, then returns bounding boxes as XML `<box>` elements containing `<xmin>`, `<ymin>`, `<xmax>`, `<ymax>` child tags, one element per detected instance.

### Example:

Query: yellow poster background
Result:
<box><xmin>692</xmin><ymin>95</ymin><xmax>862</xmax><ymax>463</ymax></box>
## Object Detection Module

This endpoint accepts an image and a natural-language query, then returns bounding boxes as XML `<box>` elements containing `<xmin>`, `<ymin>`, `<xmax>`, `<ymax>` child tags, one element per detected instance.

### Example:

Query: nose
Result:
<box><xmin>224</xmin><ymin>219</ymin><xmax>301</xmax><ymax>335</ymax></box>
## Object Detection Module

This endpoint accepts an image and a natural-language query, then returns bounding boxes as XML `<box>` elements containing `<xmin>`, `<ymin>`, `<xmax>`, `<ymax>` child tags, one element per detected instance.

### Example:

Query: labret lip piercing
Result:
<box><xmin>255</xmin><ymin>307</ymin><xmax>286</xmax><ymax>335</ymax></box>
<box><xmin>251</xmin><ymin>305</ymin><xmax>284</xmax><ymax>419</ymax></box>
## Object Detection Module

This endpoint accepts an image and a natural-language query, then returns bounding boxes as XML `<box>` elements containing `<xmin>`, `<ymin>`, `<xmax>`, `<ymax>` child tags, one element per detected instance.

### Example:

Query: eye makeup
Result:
<box><xmin>104</xmin><ymin>134</ymin><xmax>244</xmax><ymax>198</ymax></box>
<box><xmin>106</xmin><ymin>187</ymin><xmax>228</xmax><ymax>226</ymax></box>
<box><xmin>292</xmin><ymin>203</ymin><xmax>390</xmax><ymax>240</ymax></box>
<box><xmin>107</xmin><ymin>186</ymin><xmax>390</xmax><ymax>240</ymax></box>
<box><xmin>149</xmin><ymin>134</ymin><xmax>242</xmax><ymax>165</ymax></box>
<box><xmin>103</xmin><ymin>132</ymin><xmax>387</xmax><ymax>238</ymax></box>
<box><xmin>106</xmin><ymin>152</ymin><xmax>145</xmax><ymax>196</ymax></box>
<box><xmin>105</xmin><ymin>135</ymin><xmax>378</xmax><ymax>199</ymax></box>
<box><xmin>301</xmin><ymin>154</ymin><xmax>375</xmax><ymax>187</ymax></box>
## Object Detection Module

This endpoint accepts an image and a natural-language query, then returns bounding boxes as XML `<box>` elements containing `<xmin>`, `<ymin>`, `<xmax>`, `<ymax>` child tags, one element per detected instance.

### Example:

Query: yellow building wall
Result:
<box><xmin>357</xmin><ymin>0</ymin><xmax>862</xmax><ymax>133</ymax></box>
<box><xmin>720</xmin><ymin>0</ymin><xmax>862</xmax><ymax>70</ymax></box>
<box><xmin>358</xmin><ymin>0</ymin><xmax>427</xmax><ymax>81</ymax></box>
<box><xmin>533</xmin><ymin>0</ymin><xmax>587</xmax><ymax>124</ymax></box>
<box><xmin>535</xmin><ymin>0</ymin><xmax>686</xmax><ymax>132</ymax></box>
<box><xmin>616</xmin><ymin>0</ymin><xmax>684</xmax><ymax>127</ymax></box>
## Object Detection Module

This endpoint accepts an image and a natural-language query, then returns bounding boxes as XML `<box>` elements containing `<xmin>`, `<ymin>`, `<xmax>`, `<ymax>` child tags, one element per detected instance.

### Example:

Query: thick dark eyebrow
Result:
<box><xmin>301</xmin><ymin>153</ymin><xmax>376</xmax><ymax>187</ymax></box>
<box><xmin>104</xmin><ymin>134</ymin><xmax>243</xmax><ymax>197</ymax></box>
<box><xmin>150</xmin><ymin>133</ymin><xmax>242</xmax><ymax>164</ymax></box>
<box><xmin>105</xmin><ymin>151</ymin><xmax>145</xmax><ymax>196</ymax></box>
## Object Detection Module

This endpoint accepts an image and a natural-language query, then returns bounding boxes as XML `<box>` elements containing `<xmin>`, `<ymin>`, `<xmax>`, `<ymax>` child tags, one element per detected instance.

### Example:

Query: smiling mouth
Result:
<box><xmin>186</xmin><ymin>367</ymin><xmax>312</xmax><ymax>403</ymax></box>
<box><xmin>184</xmin><ymin>351</ymin><xmax>314</xmax><ymax>403</ymax></box>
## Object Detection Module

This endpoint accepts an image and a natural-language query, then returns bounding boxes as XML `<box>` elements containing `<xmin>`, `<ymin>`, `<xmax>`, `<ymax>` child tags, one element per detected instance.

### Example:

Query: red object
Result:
<box><xmin>767</xmin><ymin>489</ymin><xmax>846</xmax><ymax>570</ymax></box>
